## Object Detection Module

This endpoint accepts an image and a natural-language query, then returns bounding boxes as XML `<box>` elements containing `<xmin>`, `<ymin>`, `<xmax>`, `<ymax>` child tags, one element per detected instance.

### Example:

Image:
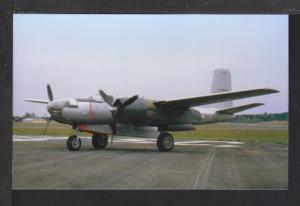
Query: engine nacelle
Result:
<box><xmin>62</xmin><ymin>102</ymin><xmax>113</xmax><ymax>124</ymax></box>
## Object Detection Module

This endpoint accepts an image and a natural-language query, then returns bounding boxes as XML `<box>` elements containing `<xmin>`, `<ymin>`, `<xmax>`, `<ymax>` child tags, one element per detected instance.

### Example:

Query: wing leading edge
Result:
<box><xmin>154</xmin><ymin>88</ymin><xmax>278</xmax><ymax>108</ymax></box>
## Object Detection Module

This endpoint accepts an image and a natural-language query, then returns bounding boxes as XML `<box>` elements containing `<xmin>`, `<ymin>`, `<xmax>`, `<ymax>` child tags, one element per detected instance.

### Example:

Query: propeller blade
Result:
<box><xmin>47</xmin><ymin>84</ymin><xmax>53</xmax><ymax>101</ymax></box>
<box><xmin>120</xmin><ymin>95</ymin><xmax>138</xmax><ymax>108</ymax></box>
<box><xmin>42</xmin><ymin>118</ymin><xmax>51</xmax><ymax>136</ymax></box>
<box><xmin>112</xmin><ymin>95</ymin><xmax>138</xmax><ymax>119</ymax></box>
<box><xmin>108</xmin><ymin>94</ymin><xmax>138</xmax><ymax>136</ymax></box>
<box><xmin>99</xmin><ymin>90</ymin><xmax>114</xmax><ymax>106</ymax></box>
<box><xmin>112</xmin><ymin>119</ymin><xmax>117</xmax><ymax>135</ymax></box>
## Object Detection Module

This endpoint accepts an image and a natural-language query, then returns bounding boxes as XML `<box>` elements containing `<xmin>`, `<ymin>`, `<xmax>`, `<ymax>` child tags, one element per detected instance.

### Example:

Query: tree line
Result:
<box><xmin>232</xmin><ymin>112</ymin><xmax>288</xmax><ymax>123</ymax></box>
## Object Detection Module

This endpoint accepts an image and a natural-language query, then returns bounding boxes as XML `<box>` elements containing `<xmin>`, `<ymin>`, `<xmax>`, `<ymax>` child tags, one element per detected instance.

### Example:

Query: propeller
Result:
<box><xmin>47</xmin><ymin>84</ymin><xmax>53</xmax><ymax>101</ymax></box>
<box><xmin>42</xmin><ymin>117</ymin><xmax>52</xmax><ymax>136</ymax></box>
<box><xmin>115</xmin><ymin>95</ymin><xmax>138</xmax><ymax>108</ymax></box>
<box><xmin>111</xmin><ymin>95</ymin><xmax>138</xmax><ymax>135</ymax></box>
<box><xmin>43</xmin><ymin>84</ymin><xmax>54</xmax><ymax>135</ymax></box>
<box><xmin>99</xmin><ymin>90</ymin><xmax>138</xmax><ymax>135</ymax></box>
<box><xmin>112</xmin><ymin>95</ymin><xmax>138</xmax><ymax>117</ymax></box>
<box><xmin>99</xmin><ymin>90</ymin><xmax>114</xmax><ymax>106</ymax></box>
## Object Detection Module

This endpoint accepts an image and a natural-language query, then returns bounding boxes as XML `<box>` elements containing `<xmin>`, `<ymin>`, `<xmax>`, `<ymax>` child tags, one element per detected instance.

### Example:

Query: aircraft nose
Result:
<box><xmin>47</xmin><ymin>101</ymin><xmax>64</xmax><ymax>115</ymax></box>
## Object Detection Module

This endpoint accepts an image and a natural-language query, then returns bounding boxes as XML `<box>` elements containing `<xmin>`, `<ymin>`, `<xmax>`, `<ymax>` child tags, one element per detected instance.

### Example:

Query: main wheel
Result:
<box><xmin>92</xmin><ymin>134</ymin><xmax>108</xmax><ymax>149</ymax></box>
<box><xmin>157</xmin><ymin>132</ymin><xmax>174</xmax><ymax>152</ymax></box>
<box><xmin>67</xmin><ymin>135</ymin><xmax>81</xmax><ymax>151</ymax></box>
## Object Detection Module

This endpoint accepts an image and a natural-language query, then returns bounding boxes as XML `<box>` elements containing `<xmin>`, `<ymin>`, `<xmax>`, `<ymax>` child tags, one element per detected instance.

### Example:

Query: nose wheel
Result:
<box><xmin>157</xmin><ymin>132</ymin><xmax>174</xmax><ymax>152</ymax></box>
<box><xmin>67</xmin><ymin>135</ymin><xmax>82</xmax><ymax>151</ymax></box>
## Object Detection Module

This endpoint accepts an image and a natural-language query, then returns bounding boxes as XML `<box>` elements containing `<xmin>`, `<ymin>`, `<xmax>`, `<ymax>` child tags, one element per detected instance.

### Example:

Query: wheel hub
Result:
<box><xmin>72</xmin><ymin>138</ymin><xmax>80</xmax><ymax>148</ymax></box>
<box><xmin>98</xmin><ymin>138</ymin><xmax>106</xmax><ymax>145</ymax></box>
<box><xmin>164</xmin><ymin>136</ymin><xmax>173</xmax><ymax>149</ymax></box>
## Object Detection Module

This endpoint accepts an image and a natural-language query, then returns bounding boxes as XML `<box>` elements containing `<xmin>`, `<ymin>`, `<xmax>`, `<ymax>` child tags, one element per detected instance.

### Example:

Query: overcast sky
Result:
<box><xmin>13</xmin><ymin>14</ymin><xmax>288</xmax><ymax>116</ymax></box>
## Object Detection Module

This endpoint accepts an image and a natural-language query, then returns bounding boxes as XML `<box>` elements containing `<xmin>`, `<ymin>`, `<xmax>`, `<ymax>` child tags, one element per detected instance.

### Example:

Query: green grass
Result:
<box><xmin>13</xmin><ymin>122</ymin><xmax>90</xmax><ymax>136</ymax></box>
<box><xmin>13</xmin><ymin>121</ymin><xmax>288</xmax><ymax>145</ymax></box>
<box><xmin>172</xmin><ymin>122</ymin><xmax>288</xmax><ymax>145</ymax></box>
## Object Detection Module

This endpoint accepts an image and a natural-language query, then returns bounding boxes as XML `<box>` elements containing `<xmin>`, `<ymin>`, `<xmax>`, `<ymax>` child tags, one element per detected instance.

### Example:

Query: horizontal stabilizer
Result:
<box><xmin>155</xmin><ymin>88</ymin><xmax>278</xmax><ymax>108</ymax></box>
<box><xmin>25</xmin><ymin>99</ymin><xmax>49</xmax><ymax>104</ymax></box>
<box><xmin>216</xmin><ymin>103</ymin><xmax>264</xmax><ymax>114</ymax></box>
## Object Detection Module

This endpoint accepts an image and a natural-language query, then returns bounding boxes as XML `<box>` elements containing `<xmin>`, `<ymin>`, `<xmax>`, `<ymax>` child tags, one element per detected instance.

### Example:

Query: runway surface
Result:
<box><xmin>12</xmin><ymin>135</ymin><xmax>288</xmax><ymax>189</ymax></box>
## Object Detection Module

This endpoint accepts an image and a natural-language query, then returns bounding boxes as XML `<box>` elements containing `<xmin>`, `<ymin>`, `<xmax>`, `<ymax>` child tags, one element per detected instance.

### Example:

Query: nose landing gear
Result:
<box><xmin>67</xmin><ymin>135</ymin><xmax>82</xmax><ymax>151</ymax></box>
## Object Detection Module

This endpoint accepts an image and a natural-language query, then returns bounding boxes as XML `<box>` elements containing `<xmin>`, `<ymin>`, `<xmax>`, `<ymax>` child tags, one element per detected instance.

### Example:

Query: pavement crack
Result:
<box><xmin>192</xmin><ymin>148</ymin><xmax>215</xmax><ymax>189</ymax></box>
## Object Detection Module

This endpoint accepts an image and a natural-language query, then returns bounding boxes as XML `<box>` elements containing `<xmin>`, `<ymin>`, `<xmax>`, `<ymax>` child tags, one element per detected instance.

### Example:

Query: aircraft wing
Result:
<box><xmin>154</xmin><ymin>88</ymin><xmax>278</xmax><ymax>108</ymax></box>
<box><xmin>216</xmin><ymin>103</ymin><xmax>264</xmax><ymax>114</ymax></box>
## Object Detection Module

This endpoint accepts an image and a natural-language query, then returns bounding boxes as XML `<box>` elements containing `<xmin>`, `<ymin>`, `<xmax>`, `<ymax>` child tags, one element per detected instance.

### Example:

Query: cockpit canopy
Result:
<box><xmin>76</xmin><ymin>93</ymin><xmax>104</xmax><ymax>103</ymax></box>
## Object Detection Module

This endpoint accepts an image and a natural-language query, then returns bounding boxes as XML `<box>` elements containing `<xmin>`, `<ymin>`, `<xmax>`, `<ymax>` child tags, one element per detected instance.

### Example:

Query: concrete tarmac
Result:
<box><xmin>12</xmin><ymin>135</ymin><xmax>288</xmax><ymax>189</ymax></box>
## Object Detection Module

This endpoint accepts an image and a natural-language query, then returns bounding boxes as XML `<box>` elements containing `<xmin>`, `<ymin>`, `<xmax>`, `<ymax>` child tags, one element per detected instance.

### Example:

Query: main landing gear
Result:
<box><xmin>92</xmin><ymin>134</ymin><xmax>108</xmax><ymax>149</ymax></box>
<box><xmin>66</xmin><ymin>131</ymin><xmax>174</xmax><ymax>152</ymax></box>
<box><xmin>157</xmin><ymin>132</ymin><xmax>174</xmax><ymax>152</ymax></box>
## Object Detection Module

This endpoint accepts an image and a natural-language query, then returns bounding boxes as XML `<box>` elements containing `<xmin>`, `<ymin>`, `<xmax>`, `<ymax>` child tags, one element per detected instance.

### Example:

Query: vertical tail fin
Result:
<box><xmin>210</xmin><ymin>68</ymin><xmax>233</xmax><ymax>109</ymax></box>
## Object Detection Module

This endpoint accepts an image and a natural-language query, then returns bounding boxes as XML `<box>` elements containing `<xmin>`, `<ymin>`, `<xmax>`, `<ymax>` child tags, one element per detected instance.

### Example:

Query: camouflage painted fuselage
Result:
<box><xmin>50</xmin><ymin>97</ymin><xmax>233</xmax><ymax>130</ymax></box>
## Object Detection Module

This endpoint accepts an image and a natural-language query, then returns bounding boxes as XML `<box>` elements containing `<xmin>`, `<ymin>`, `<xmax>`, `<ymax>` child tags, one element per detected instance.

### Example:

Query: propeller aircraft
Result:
<box><xmin>25</xmin><ymin>69</ymin><xmax>279</xmax><ymax>152</ymax></box>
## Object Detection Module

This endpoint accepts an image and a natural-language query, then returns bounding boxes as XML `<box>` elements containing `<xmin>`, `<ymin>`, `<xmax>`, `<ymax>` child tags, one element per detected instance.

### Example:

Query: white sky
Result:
<box><xmin>13</xmin><ymin>14</ymin><xmax>288</xmax><ymax>116</ymax></box>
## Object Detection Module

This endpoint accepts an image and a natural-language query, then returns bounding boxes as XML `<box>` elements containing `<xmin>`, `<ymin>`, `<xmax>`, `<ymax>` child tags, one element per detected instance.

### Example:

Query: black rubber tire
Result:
<box><xmin>157</xmin><ymin>132</ymin><xmax>174</xmax><ymax>152</ymax></box>
<box><xmin>67</xmin><ymin>135</ymin><xmax>81</xmax><ymax>151</ymax></box>
<box><xmin>92</xmin><ymin>134</ymin><xmax>108</xmax><ymax>149</ymax></box>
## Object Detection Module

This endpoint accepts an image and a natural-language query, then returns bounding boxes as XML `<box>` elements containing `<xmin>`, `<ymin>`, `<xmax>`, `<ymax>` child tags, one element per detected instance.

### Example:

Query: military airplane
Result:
<box><xmin>25</xmin><ymin>69</ymin><xmax>279</xmax><ymax>152</ymax></box>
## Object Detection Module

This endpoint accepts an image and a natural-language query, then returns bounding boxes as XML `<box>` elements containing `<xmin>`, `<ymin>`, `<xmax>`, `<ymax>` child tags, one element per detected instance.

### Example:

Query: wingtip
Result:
<box><xmin>264</xmin><ymin>88</ymin><xmax>280</xmax><ymax>93</ymax></box>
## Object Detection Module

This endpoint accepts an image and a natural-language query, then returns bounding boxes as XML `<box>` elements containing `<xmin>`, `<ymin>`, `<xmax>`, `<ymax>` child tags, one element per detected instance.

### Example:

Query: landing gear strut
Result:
<box><xmin>157</xmin><ymin>132</ymin><xmax>174</xmax><ymax>152</ymax></box>
<box><xmin>92</xmin><ymin>134</ymin><xmax>108</xmax><ymax>149</ymax></box>
<box><xmin>67</xmin><ymin>135</ymin><xmax>82</xmax><ymax>151</ymax></box>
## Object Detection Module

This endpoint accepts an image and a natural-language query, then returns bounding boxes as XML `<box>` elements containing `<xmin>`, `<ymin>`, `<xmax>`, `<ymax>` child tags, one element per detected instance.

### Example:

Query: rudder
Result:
<box><xmin>210</xmin><ymin>68</ymin><xmax>233</xmax><ymax>109</ymax></box>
